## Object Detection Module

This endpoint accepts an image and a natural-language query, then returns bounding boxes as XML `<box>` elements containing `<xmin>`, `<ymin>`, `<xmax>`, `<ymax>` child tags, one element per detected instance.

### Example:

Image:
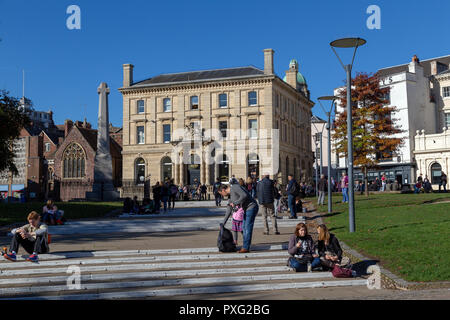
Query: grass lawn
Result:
<box><xmin>317</xmin><ymin>192</ymin><xmax>450</xmax><ymax>282</ymax></box>
<box><xmin>0</xmin><ymin>202</ymin><xmax>123</xmax><ymax>227</ymax></box>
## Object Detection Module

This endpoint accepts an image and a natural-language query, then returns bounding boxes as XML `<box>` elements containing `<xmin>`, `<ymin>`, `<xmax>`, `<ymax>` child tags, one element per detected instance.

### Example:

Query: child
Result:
<box><xmin>231</xmin><ymin>205</ymin><xmax>244</xmax><ymax>246</ymax></box>
<box><xmin>3</xmin><ymin>211</ymin><xmax>49</xmax><ymax>263</ymax></box>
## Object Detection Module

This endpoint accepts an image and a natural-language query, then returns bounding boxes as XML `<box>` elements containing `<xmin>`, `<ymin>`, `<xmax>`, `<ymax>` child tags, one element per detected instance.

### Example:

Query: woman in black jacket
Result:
<box><xmin>317</xmin><ymin>224</ymin><xmax>343</xmax><ymax>270</ymax></box>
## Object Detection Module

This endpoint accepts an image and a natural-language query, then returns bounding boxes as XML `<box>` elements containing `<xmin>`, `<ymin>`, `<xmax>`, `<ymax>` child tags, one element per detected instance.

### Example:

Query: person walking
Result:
<box><xmin>440</xmin><ymin>171</ymin><xmax>447</xmax><ymax>192</ymax></box>
<box><xmin>200</xmin><ymin>183</ymin><xmax>207</xmax><ymax>201</ymax></box>
<box><xmin>273</xmin><ymin>180</ymin><xmax>282</xmax><ymax>219</ymax></box>
<box><xmin>213</xmin><ymin>178</ymin><xmax>222</xmax><ymax>207</ymax></box>
<box><xmin>340</xmin><ymin>172</ymin><xmax>349</xmax><ymax>203</ymax></box>
<box><xmin>286</xmin><ymin>174</ymin><xmax>299</xmax><ymax>219</ymax></box>
<box><xmin>317</xmin><ymin>174</ymin><xmax>327</xmax><ymax>206</ymax></box>
<box><xmin>168</xmin><ymin>179</ymin><xmax>178</xmax><ymax>210</ymax></box>
<box><xmin>381</xmin><ymin>174</ymin><xmax>387</xmax><ymax>192</ymax></box>
<box><xmin>219</xmin><ymin>183</ymin><xmax>259</xmax><ymax>253</ymax></box>
<box><xmin>256</xmin><ymin>173</ymin><xmax>279</xmax><ymax>235</ymax></box>
<box><xmin>152</xmin><ymin>182</ymin><xmax>161</xmax><ymax>213</ymax></box>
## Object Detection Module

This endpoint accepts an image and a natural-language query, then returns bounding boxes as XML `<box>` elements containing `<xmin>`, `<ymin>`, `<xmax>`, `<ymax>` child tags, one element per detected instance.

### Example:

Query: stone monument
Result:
<box><xmin>86</xmin><ymin>82</ymin><xmax>119</xmax><ymax>201</ymax></box>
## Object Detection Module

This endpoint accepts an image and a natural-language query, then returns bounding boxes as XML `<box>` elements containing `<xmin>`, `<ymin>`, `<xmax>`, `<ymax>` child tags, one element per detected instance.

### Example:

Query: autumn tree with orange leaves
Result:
<box><xmin>333</xmin><ymin>72</ymin><xmax>404</xmax><ymax>196</ymax></box>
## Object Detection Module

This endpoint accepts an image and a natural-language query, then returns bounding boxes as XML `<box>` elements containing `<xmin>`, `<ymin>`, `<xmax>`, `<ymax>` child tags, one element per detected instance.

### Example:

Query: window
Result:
<box><xmin>219</xmin><ymin>121</ymin><xmax>227</xmax><ymax>138</ymax></box>
<box><xmin>218</xmin><ymin>154</ymin><xmax>229</xmax><ymax>182</ymax></box>
<box><xmin>137</xmin><ymin>126</ymin><xmax>145</xmax><ymax>144</ymax></box>
<box><xmin>248</xmin><ymin>91</ymin><xmax>257</xmax><ymax>106</ymax></box>
<box><xmin>248</xmin><ymin>154</ymin><xmax>259</xmax><ymax>178</ymax></box>
<box><xmin>445</xmin><ymin>113</ymin><xmax>450</xmax><ymax>128</ymax></box>
<box><xmin>135</xmin><ymin>158</ymin><xmax>145</xmax><ymax>184</ymax></box>
<box><xmin>137</xmin><ymin>100</ymin><xmax>145</xmax><ymax>114</ymax></box>
<box><xmin>163</xmin><ymin>124</ymin><xmax>171</xmax><ymax>143</ymax></box>
<box><xmin>45</xmin><ymin>143</ymin><xmax>51</xmax><ymax>152</ymax></box>
<box><xmin>161</xmin><ymin>157</ymin><xmax>172</xmax><ymax>181</ymax></box>
<box><xmin>62</xmin><ymin>143</ymin><xmax>86</xmax><ymax>179</ymax></box>
<box><xmin>219</xmin><ymin>93</ymin><xmax>228</xmax><ymax>108</ymax></box>
<box><xmin>443</xmin><ymin>86</ymin><xmax>450</xmax><ymax>98</ymax></box>
<box><xmin>163</xmin><ymin>98</ymin><xmax>171</xmax><ymax>112</ymax></box>
<box><xmin>431</xmin><ymin>163</ymin><xmax>442</xmax><ymax>184</ymax></box>
<box><xmin>248</xmin><ymin>119</ymin><xmax>258</xmax><ymax>139</ymax></box>
<box><xmin>190</xmin><ymin>96</ymin><xmax>199</xmax><ymax>109</ymax></box>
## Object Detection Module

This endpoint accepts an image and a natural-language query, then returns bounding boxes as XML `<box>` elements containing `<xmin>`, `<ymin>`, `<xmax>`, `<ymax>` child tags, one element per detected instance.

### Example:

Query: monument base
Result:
<box><xmin>86</xmin><ymin>183</ymin><xmax>120</xmax><ymax>201</ymax></box>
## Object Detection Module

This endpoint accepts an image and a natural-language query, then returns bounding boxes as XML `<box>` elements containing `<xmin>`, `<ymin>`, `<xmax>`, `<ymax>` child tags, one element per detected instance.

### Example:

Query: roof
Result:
<box><xmin>76</xmin><ymin>126</ymin><xmax>122</xmax><ymax>154</ymax></box>
<box><xmin>311</xmin><ymin>115</ymin><xmax>326</xmax><ymax>123</ymax></box>
<box><xmin>131</xmin><ymin>66</ymin><xmax>266</xmax><ymax>87</ymax></box>
<box><xmin>377</xmin><ymin>55</ymin><xmax>450</xmax><ymax>77</ymax></box>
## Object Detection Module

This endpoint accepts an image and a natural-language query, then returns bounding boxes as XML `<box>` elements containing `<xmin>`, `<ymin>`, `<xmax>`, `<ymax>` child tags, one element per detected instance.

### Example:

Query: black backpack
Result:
<box><xmin>217</xmin><ymin>223</ymin><xmax>236</xmax><ymax>253</ymax></box>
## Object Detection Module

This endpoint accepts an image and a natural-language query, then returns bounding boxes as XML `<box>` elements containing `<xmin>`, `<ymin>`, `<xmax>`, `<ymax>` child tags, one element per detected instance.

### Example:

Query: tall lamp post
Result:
<box><xmin>330</xmin><ymin>37</ymin><xmax>366</xmax><ymax>233</ymax></box>
<box><xmin>318</xmin><ymin>96</ymin><xmax>337</xmax><ymax>214</ymax></box>
<box><xmin>313</xmin><ymin>133</ymin><xmax>319</xmax><ymax>196</ymax></box>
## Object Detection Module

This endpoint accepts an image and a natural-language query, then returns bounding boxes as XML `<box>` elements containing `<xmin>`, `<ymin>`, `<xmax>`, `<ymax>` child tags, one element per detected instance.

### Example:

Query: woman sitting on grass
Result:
<box><xmin>317</xmin><ymin>224</ymin><xmax>344</xmax><ymax>270</ymax></box>
<box><xmin>42</xmin><ymin>200</ymin><xmax>62</xmax><ymax>225</ymax></box>
<box><xmin>287</xmin><ymin>223</ymin><xmax>321</xmax><ymax>272</ymax></box>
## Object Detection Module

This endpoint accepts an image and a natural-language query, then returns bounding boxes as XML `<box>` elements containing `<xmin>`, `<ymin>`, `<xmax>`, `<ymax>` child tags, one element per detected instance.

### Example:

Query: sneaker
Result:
<box><xmin>26</xmin><ymin>254</ymin><xmax>38</xmax><ymax>263</ymax></box>
<box><xmin>307</xmin><ymin>262</ymin><xmax>312</xmax><ymax>273</ymax></box>
<box><xmin>4</xmin><ymin>252</ymin><xmax>16</xmax><ymax>262</ymax></box>
<box><xmin>56</xmin><ymin>219</ymin><xmax>63</xmax><ymax>225</ymax></box>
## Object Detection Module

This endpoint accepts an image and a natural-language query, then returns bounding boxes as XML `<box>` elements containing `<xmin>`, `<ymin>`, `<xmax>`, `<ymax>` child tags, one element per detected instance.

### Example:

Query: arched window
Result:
<box><xmin>63</xmin><ymin>143</ymin><xmax>86</xmax><ymax>178</ymax></box>
<box><xmin>163</xmin><ymin>98</ymin><xmax>171</xmax><ymax>112</ymax></box>
<box><xmin>431</xmin><ymin>163</ymin><xmax>442</xmax><ymax>184</ymax></box>
<box><xmin>161</xmin><ymin>156</ymin><xmax>173</xmax><ymax>182</ymax></box>
<box><xmin>218</xmin><ymin>154</ymin><xmax>229</xmax><ymax>182</ymax></box>
<box><xmin>135</xmin><ymin>158</ymin><xmax>145</xmax><ymax>184</ymax></box>
<box><xmin>248</xmin><ymin>153</ymin><xmax>259</xmax><ymax>178</ymax></box>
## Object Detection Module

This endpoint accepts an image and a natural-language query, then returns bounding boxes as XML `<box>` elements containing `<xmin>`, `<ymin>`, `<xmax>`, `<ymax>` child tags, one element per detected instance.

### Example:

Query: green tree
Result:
<box><xmin>332</xmin><ymin>73</ymin><xmax>404</xmax><ymax>196</ymax></box>
<box><xmin>0</xmin><ymin>91</ymin><xmax>31</xmax><ymax>175</ymax></box>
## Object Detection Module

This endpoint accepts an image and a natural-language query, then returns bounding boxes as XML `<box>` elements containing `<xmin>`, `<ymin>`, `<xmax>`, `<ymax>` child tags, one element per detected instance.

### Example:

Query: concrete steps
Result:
<box><xmin>0</xmin><ymin>245</ymin><xmax>367</xmax><ymax>300</ymax></box>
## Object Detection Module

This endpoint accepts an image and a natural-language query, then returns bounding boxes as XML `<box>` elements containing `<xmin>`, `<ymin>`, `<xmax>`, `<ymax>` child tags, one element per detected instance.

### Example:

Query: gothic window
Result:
<box><xmin>62</xmin><ymin>143</ymin><xmax>86</xmax><ymax>179</ymax></box>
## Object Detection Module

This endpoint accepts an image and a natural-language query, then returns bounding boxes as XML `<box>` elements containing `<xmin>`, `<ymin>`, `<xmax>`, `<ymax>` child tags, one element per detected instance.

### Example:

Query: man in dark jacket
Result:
<box><xmin>256</xmin><ymin>173</ymin><xmax>279</xmax><ymax>235</ymax></box>
<box><xmin>213</xmin><ymin>178</ymin><xmax>222</xmax><ymax>207</ymax></box>
<box><xmin>152</xmin><ymin>182</ymin><xmax>161</xmax><ymax>213</ymax></box>
<box><xmin>317</xmin><ymin>174</ymin><xmax>327</xmax><ymax>206</ymax></box>
<box><xmin>286</xmin><ymin>174</ymin><xmax>299</xmax><ymax>219</ymax></box>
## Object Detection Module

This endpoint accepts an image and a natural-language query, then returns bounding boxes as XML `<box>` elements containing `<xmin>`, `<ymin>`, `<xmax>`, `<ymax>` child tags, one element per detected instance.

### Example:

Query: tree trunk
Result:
<box><xmin>364</xmin><ymin>166</ymin><xmax>369</xmax><ymax>197</ymax></box>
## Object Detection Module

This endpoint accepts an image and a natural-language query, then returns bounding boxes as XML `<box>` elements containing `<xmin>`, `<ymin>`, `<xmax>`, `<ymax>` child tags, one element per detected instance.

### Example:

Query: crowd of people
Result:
<box><xmin>414</xmin><ymin>172</ymin><xmax>447</xmax><ymax>193</ymax></box>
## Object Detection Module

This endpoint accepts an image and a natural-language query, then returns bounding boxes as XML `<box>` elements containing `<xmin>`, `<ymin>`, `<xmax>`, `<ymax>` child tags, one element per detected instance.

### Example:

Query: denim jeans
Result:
<box><xmin>242</xmin><ymin>204</ymin><xmax>259</xmax><ymax>250</ymax></box>
<box><xmin>161</xmin><ymin>196</ymin><xmax>168</xmax><ymax>211</ymax></box>
<box><xmin>288</xmin><ymin>257</ymin><xmax>321</xmax><ymax>272</ymax></box>
<box><xmin>342</xmin><ymin>188</ymin><xmax>348</xmax><ymax>202</ymax></box>
<box><xmin>288</xmin><ymin>194</ymin><xmax>296</xmax><ymax>218</ymax></box>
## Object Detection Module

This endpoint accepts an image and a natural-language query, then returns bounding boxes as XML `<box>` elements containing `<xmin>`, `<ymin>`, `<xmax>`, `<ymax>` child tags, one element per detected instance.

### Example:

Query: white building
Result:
<box><xmin>332</xmin><ymin>54</ymin><xmax>450</xmax><ymax>187</ymax></box>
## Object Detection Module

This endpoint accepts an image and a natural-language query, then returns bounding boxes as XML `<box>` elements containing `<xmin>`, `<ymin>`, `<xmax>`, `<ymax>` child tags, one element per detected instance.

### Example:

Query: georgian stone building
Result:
<box><xmin>119</xmin><ymin>49</ymin><xmax>314</xmax><ymax>198</ymax></box>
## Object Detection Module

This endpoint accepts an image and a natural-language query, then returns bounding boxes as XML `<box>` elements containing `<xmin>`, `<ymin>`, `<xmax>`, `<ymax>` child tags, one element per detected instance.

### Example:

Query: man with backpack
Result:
<box><xmin>256</xmin><ymin>173</ymin><xmax>279</xmax><ymax>235</ymax></box>
<box><xmin>286</xmin><ymin>174</ymin><xmax>299</xmax><ymax>219</ymax></box>
<box><xmin>218</xmin><ymin>183</ymin><xmax>259</xmax><ymax>253</ymax></box>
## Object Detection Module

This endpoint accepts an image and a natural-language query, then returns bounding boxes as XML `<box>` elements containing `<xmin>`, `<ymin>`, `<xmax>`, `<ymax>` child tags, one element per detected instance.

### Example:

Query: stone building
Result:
<box><xmin>119</xmin><ymin>49</ymin><xmax>314</xmax><ymax>199</ymax></box>
<box><xmin>53</xmin><ymin>120</ymin><xmax>122</xmax><ymax>201</ymax></box>
<box><xmin>333</xmin><ymin>54</ymin><xmax>450</xmax><ymax>187</ymax></box>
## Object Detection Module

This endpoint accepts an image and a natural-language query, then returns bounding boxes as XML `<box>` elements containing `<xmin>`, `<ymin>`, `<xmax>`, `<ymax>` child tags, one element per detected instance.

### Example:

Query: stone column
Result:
<box><xmin>179</xmin><ymin>153</ymin><xmax>184</xmax><ymax>185</ymax></box>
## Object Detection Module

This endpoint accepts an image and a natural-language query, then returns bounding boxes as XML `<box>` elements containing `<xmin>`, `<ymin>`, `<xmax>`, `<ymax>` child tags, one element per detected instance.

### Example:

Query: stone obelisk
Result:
<box><xmin>88</xmin><ymin>82</ymin><xmax>119</xmax><ymax>201</ymax></box>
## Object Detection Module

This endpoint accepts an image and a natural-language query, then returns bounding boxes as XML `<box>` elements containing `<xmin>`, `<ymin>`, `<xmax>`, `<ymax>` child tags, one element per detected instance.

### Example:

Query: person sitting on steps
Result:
<box><xmin>3</xmin><ymin>211</ymin><xmax>49</xmax><ymax>263</ymax></box>
<box><xmin>287</xmin><ymin>223</ymin><xmax>321</xmax><ymax>272</ymax></box>
<box><xmin>317</xmin><ymin>224</ymin><xmax>346</xmax><ymax>270</ymax></box>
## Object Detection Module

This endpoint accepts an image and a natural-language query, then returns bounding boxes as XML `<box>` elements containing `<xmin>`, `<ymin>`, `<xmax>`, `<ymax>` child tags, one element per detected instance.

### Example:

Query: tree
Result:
<box><xmin>332</xmin><ymin>73</ymin><xmax>404</xmax><ymax>196</ymax></box>
<box><xmin>0</xmin><ymin>90</ymin><xmax>31</xmax><ymax>175</ymax></box>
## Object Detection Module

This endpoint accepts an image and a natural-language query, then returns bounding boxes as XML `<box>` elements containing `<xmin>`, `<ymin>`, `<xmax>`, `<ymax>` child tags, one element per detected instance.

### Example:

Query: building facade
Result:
<box><xmin>332</xmin><ymin>54</ymin><xmax>450</xmax><ymax>187</ymax></box>
<box><xmin>119</xmin><ymin>49</ymin><xmax>314</xmax><ymax>199</ymax></box>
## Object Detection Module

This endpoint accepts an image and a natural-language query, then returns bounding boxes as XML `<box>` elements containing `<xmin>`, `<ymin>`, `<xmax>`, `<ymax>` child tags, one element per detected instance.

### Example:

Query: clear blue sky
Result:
<box><xmin>1</xmin><ymin>0</ymin><xmax>449</xmax><ymax>128</ymax></box>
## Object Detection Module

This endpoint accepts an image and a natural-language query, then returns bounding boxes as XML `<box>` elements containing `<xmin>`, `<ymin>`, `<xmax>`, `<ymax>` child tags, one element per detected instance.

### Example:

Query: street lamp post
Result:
<box><xmin>330</xmin><ymin>37</ymin><xmax>366</xmax><ymax>233</ymax></box>
<box><xmin>314</xmin><ymin>133</ymin><xmax>319</xmax><ymax>196</ymax></box>
<box><xmin>318</xmin><ymin>96</ymin><xmax>337</xmax><ymax>214</ymax></box>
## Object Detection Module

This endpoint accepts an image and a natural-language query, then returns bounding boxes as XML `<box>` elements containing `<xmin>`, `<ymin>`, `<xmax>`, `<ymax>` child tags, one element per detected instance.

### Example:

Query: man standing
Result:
<box><xmin>381</xmin><ymin>174</ymin><xmax>387</xmax><ymax>192</ymax></box>
<box><xmin>317</xmin><ymin>174</ymin><xmax>327</xmax><ymax>206</ymax></box>
<box><xmin>440</xmin><ymin>171</ymin><xmax>447</xmax><ymax>192</ymax></box>
<box><xmin>256</xmin><ymin>173</ymin><xmax>279</xmax><ymax>235</ymax></box>
<box><xmin>152</xmin><ymin>182</ymin><xmax>162</xmax><ymax>213</ymax></box>
<box><xmin>219</xmin><ymin>184</ymin><xmax>259</xmax><ymax>253</ymax></box>
<box><xmin>286</xmin><ymin>174</ymin><xmax>299</xmax><ymax>219</ymax></box>
<box><xmin>213</xmin><ymin>178</ymin><xmax>222</xmax><ymax>207</ymax></box>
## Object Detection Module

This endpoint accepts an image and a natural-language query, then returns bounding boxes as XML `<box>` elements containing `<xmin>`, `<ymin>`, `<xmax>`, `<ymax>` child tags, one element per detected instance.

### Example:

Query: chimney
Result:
<box><xmin>285</xmin><ymin>59</ymin><xmax>299</xmax><ymax>90</ymax></box>
<box><xmin>263</xmin><ymin>49</ymin><xmax>274</xmax><ymax>75</ymax></box>
<box><xmin>430</xmin><ymin>61</ymin><xmax>438</xmax><ymax>76</ymax></box>
<box><xmin>123</xmin><ymin>64</ymin><xmax>134</xmax><ymax>87</ymax></box>
<box><xmin>64</xmin><ymin>119</ymin><xmax>73</xmax><ymax>137</ymax></box>
<box><xmin>409</xmin><ymin>55</ymin><xmax>423</xmax><ymax>75</ymax></box>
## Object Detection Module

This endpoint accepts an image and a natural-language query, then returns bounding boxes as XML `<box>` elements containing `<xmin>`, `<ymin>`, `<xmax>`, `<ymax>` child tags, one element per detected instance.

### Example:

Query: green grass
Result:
<box><xmin>317</xmin><ymin>193</ymin><xmax>450</xmax><ymax>282</ymax></box>
<box><xmin>0</xmin><ymin>202</ymin><xmax>123</xmax><ymax>227</ymax></box>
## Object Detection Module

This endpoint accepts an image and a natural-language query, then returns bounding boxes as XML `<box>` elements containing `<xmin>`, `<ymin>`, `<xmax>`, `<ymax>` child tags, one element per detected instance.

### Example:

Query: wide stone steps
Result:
<box><xmin>0</xmin><ymin>244</ymin><xmax>367</xmax><ymax>300</ymax></box>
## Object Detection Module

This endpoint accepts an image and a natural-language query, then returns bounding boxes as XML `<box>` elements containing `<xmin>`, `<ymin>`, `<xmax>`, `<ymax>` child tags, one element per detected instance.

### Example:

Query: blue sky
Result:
<box><xmin>0</xmin><ymin>0</ymin><xmax>449</xmax><ymax>128</ymax></box>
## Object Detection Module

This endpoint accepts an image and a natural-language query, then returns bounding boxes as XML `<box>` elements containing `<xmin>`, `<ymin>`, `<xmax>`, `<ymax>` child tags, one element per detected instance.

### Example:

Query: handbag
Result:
<box><xmin>232</xmin><ymin>206</ymin><xmax>244</xmax><ymax>221</ymax></box>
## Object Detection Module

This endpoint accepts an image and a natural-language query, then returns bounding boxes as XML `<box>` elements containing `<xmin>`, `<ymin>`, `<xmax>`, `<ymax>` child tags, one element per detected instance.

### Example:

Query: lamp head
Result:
<box><xmin>330</xmin><ymin>37</ymin><xmax>366</xmax><ymax>48</ymax></box>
